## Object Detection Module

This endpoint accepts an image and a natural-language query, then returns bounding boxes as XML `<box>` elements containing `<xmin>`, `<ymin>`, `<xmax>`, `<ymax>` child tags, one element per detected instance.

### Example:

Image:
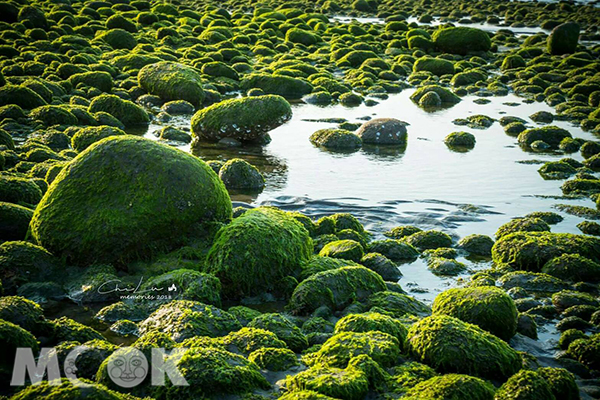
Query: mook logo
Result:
<box><xmin>10</xmin><ymin>346</ymin><xmax>189</xmax><ymax>388</ymax></box>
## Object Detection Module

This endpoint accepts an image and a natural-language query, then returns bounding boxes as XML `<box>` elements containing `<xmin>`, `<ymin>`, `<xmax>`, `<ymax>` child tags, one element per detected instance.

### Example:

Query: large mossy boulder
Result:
<box><xmin>548</xmin><ymin>22</ymin><xmax>580</xmax><ymax>55</ymax></box>
<box><xmin>432</xmin><ymin>287</ymin><xmax>518</xmax><ymax>341</ymax></box>
<box><xmin>406</xmin><ymin>315</ymin><xmax>521</xmax><ymax>380</ymax></box>
<box><xmin>10</xmin><ymin>378</ymin><xmax>136</xmax><ymax>400</ymax></box>
<box><xmin>31</xmin><ymin>136</ymin><xmax>232</xmax><ymax>265</ymax></box>
<box><xmin>88</xmin><ymin>94</ymin><xmax>149</xmax><ymax>128</ymax></box>
<box><xmin>494</xmin><ymin>370</ymin><xmax>555</xmax><ymax>400</ymax></box>
<box><xmin>287</xmin><ymin>266</ymin><xmax>387</xmax><ymax>315</ymax></box>
<box><xmin>405</xmin><ymin>374</ymin><xmax>495</xmax><ymax>400</ymax></box>
<box><xmin>191</xmin><ymin>95</ymin><xmax>292</xmax><ymax>142</ymax></box>
<box><xmin>204</xmin><ymin>207</ymin><xmax>312</xmax><ymax>299</ymax></box>
<box><xmin>491</xmin><ymin>231</ymin><xmax>600</xmax><ymax>272</ymax></box>
<box><xmin>138</xmin><ymin>62</ymin><xmax>204</xmax><ymax>107</ymax></box>
<box><xmin>517</xmin><ymin>126</ymin><xmax>571</xmax><ymax>149</ymax></box>
<box><xmin>138</xmin><ymin>300</ymin><xmax>241</xmax><ymax>342</ymax></box>
<box><xmin>432</xmin><ymin>27</ymin><xmax>491</xmax><ymax>55</ymax></box>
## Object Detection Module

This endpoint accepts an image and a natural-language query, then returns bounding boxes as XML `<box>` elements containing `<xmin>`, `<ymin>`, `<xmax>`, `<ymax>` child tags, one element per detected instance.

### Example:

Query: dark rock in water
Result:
<box><xmin>161</xmin><ymin>100</ymin><xmax>195</xmax><ymax>115</ymax></box>
<box><xmin>159</xmin><ymin>126</ymin><xmax>192</xmax><ymax>143</ymax></box>
<box><xmin>356</xmin><ymin>118</ymin><xmax>408</xmax><ymax>146</ymax></box>
<box><xmin>218</xmin><ymin>158</ymin><xmax>265</xmax><ymax>190</ymax></box>
<box><xmin>548</xmin><ymin>21</ymin><xmax>580</xmax><ymax>55</ymax></box>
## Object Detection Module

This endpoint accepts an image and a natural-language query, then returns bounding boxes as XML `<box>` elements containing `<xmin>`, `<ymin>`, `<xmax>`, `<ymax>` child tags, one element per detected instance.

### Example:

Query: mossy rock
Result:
<box><xmin>495</xmin><ymin>370</ymin><xmax>555</xmax><ymax>400</ymax></box>
<box><xmin>139</xmin><ymin>62</ymin><xmax>204</xmax><ymax>107</ymax></box>
<box><xmin>319</xmin><ymin>239</ymin><xmax>364</xmax><ymax>261</ymax></box>
<box><xmin>0</xmin><ymin>202</ymin><xmax>33</xmax><ymax>241</ymax></box>
<box><xmin>541</xmin><ymin>253</ymin><xmax>600</xmax><ymax>283</ymax></box>
<box><xmin>71</xmin><ymin>125</ymin><xmax>126</xmax><ymax>152</ymax></box>
<box><xmin>10</xmin><ymin>378</ymin><xmax>138</xmax><ymax>400</ymax></box>
<box><xmin>407</xmin><ymin>315</ymin><xmax>521</xmax><ymax>380</ymax></box>
<box><xmin>300</xmin><ymin>255</ymin><xmax>360</xmax><ymax>280</ymax></box>
<box><xmin>405</xmin><ymin>230</ymin><xmax>452</xmax><ymax>251</ymax></box>
<box><xmin>51</xmin><ymin>316</ymin><xmax>104</xmax><ymax>343</ymax></box>
<box><xmin>367</xmin><ymin>239</ymin><xmax>419</xmax><ymax>262</ymax></box>
<box><xmin>445</xmin><ymin>131</ymin><xmax>475</xmax><ymax>150</ymax></box>
<box><xmin>138</xmin><ymin>300</ymin><xmax>241</xmax><ymax>342</ymax></box>
<box><xmin>496</xmin><ymin>217</ymin><xmax>550</xmax><ymax>239</ymax></box>
<box><xmin>279</xmin><ymin>390</ymin><xmax>337</xmax><ymax>400</ymax></box>
<box><xmin>334</xmin><ymin>311</ymin><xmax>407</xmax><ymax>344</ymax></box>
<box><xmin>536</xmin><ymin>367</ymin><xmax>579</xmax><ymax>400</ymax></box>
<box><xmin>492</xmin><ymin>231</ymin><xmax>600</xmax><ymax>272</ymax></box>
<box><xmin>249</xmin><ymin>347</ymin><xmax>298</xmax><ymax>371</ymax></box>
<box><xmin>0</xmin><ymin>85</ymin><xmax>47</xmax><ymax>109</ymax></box>
<box><xmin>405</xmin><ymin>374</ymin><xmax>495</xmax><ymax>400</ymax></box>
<box><xmin>191</xmin><ymin>95</ymin><xmax>292</xmax><ymax>142</ymax></box>
<box><xmin>248</xmin><ymin>313</ymin><xmax>308</xmax><ymax>351</ymax></box>
<box><xmin>286</xmin><ymin>28</ymin><xmax>319</xmax><ymax>46</ymax></box>
<box><xmin>432</xmin><ymin>286</ymin><xmax>518</xmax><ymax>341</ymax></box>
<box><xmin>0</xmin><ymin>296</ymin><xmax>51</xmax><ymax>337</ymax></box>
<box><xmin>140</xmin><ymin>268</ymin><xmax>222</xmax><ymax>306</ymax></box>
<box><xmin>158</xmin><ymin>347</ymin><xmax>270</xmax><ymax>398</ymax></box>
<box><xmin>457</xmin><ymin>234</ymin><xmax>494</xmax><ymax>256</ymax></box>
<box><xmin>223</xmin><ymin>327</ymin><xmax>287</xmax><ymax>355</ymax></box>
<box><xmin>284</xmin><ymin>364</ymin><xmax>369</xmax><ymax>400</ymax></box>
<box><xmin>98</xmin><ymin>28</ymin><xmax>137</xmax><ymax>50</ymax></box>
<box><xmin>241</xmin><ymin>74</ymin><xmax>313</xmax><ymax>99</ymax></box>
<box><xmin>432</xmin><ymin>27</ymin><xmax>491</xmax><ymax>55</ymax></box>
<box><xmin>410</xmin><ymin>85</ymin><xmax>461</xmax><ymax>106</ymax></box>
<box><xmin>0</xmin><ymin>318</ymin><xmax>39</xmax><ymax>383</ymax></box>
<box><xmin>288</xmin><ymin>266</ymin><xmax>387</xmax><ymax>315</ymax></box>
<box><xmin>31</xmin><ymin>136</ymin><xmax>232</xmax><ymax>265</ymax></box>
<box><xmin>518</xmin><ymin>126</ymin><xmax>572</xmax><ymax>149</ymax></box>
<box><xmin>310</xmin><ymin>129</ymin><xmax>362</xmax><ymax>150</ymax></box>
<box><xmin>548</xmin><ymin>22</ymin><xmax>580</xmax><ymax>56</ymax></box>
<box><xmin>307</xmin><ymin>331</ymin><xmax>401</xmax><ymax>368</ymax></box>
<box><xmin>413</xmin><ymin>57</ymin><xmax>454</xmax><ymax>77</ymax></box>
<box><xmin>367</xmin><ymin>291</ymin><xmax>431</xmax><ymax>318</ymax></box>
<box><xmin>88</xmin><ymin>94</ymin><xmax>149</xmax><ymax>127</ymax></box>
<box><xmin>29</xmin><ymin>105</ymin><xmax>78</xmax><ymax>127</ymax></box>
<box><xmin>218</xmin><ymin>158</ymin><xmax>265</xmax><ymax>190</ymax></box>
<box><xmin>205</xmin><ymin>207</ymin><xmax>312</xmax><ymax>299</ymax></box>
<box><xmin>566</xmin><ymin>333</ymin><xmax>600</xmax><ymax>371</ymax></box>
<box><xmin>360</xmin><ymin>252</ymin><xmax>402</xmax><ymax>281</ymax></box>
<box><xmin>68</xmin><ymin>71</ymin><xmax>113</xmax><ymax>93</ymax></box>
<box><xmin>356</xmin><ymin>118</ymin><xmax>408</xmax><ymax>146</ymax></box>
<box><xmin>0</xmin><ymin>175</ymin><xmax>42</xmax><ymax>206</ymax></box>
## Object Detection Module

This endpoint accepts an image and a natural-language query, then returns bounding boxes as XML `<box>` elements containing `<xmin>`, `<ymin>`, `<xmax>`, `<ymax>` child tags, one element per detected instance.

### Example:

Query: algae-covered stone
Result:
<box><xmin>536</xmin><ymin>367</ymin><xmax>579</xmax><ymax>400</ymax></box>
<box><xmin>51</xmin><ymin>316</ymin><xmax>104</xmax><ymax>343</ymax></box>
<box><xmin>88</xmin><ymin>94</ymin><xmax>149</xmax><ymax>128</ymax></box>
<box><xmin>319</xmin><ymin>239</ymin><xmax>364</xmax><ymax>261</ymax></box>
<box><xmin>411</xmin><ymin>85</ymin><xmax>461</xmax><ymax>106</ymax></box>
<box><xmin>249</xmin><ymin>347</ymin><xmax>298</xmax><ymax>371</ymax></box>
<box><xmin>223</xmin><ymin>327</ymin><xmax>287</xmax><ymax>354</ymax></box>
<box><xmin>308</xmin><ymin>331</ymin><xmax>401</xmax><ymax>368</ymax></box>
<box><xmin>0</xmin><ymin>85</ymin><xmax>46</xmax><ymax>109</ymax></box>
<box><xmin>140</xmin><ymin>269</ymin><xmax>222</xmax><ymax>306</ymax></box>
<box><xmin>0</xmin><ymin>202</ymin><xmax>32</xmax><ymax>241</ymax></box>
<box><xmin>541</xmin><ymin>253</ymin><xmax>600</xmax><ymax>283</ymax></box>
<box><xmin>405</xmin><ymin>374</ymin><xmax>495</xmax><ymax>400</ymax></box>
<box><xmin>432</xmin><ymin>287</ymin><xmax>518</xmax><ymax>341</ymax></box>
<box><xmin>248</xmin><ymin>313</ymin><xmax>308</xmax><ymax>351</ymax></box>
<box><xmin>288</xmin><ymin>266</ymin><xmax>386</xmax><ymax>315</ymax></box>
<box><xmin>518</xmin><ymin>126</ymin><xmax>571</xmax><ymax>149</ymax></box>
<box><xmin>334</xmin><ymin>311</ymin><xmax>407</xmax><ymax>344</ymax></box>
<box><xmin>218</xmin><ymin>158</ymin><xmax>265</xmax><ymax>190</ymax></box>
<box><xmin>139</xmin><ymin>62</ymin><xmax>204</xmax><ymax>107</ymax></box>
<box><xmin>191</xmin><ymin>95</ymin><xmax>292</xmax><ymax>142</ymax></box>
<box><xmin>360</xmin><ymin>253</ymin><xmax>402</xmax><ymax>281</ymax></box>
<box><xmin>432</xmin><ymin>27</ymin><xmax>491</xmax><ymax>55</ymax></box>
<box><xmin>31</xmin><ymin>136</ymin><xmax>232</xmax><ymax>265</ymax></box>
<box><xmin>138</xmin><ymin>300</ymin><xmax>241</xmax><ymax>342</ymax></box>
<box><xmin>495</xmin><ymin>370</ymin><xmax>555</xmax><ymax>400</ymax></box>
<box><xmin>0</xmin><ymin>175</ymin><xmax>42</xmax><ymax>206</ymax></box>
<box><xmin>284</xmin><ymin>364</ymin><xmax>369</xmax><ymax>400</ymax></box>
<box><xmin>405</xmin><ymin>230</ymin><xmax>452</xmax><ymax>251</ymax></box>
<box><xmin>367</xmin><ymin>291</ymin><xmax>431</xmax><ymax>317</ymax></box>
<box><xmin>368</xmin><ymin>240</ymin><xmax>419</xmax><ymax>262</ymax></box>
<box><xmin>205</xmin><ymin>207</ymin><xmax>312</xmax><ymax>299</ymax></box>
<box><xmin>310</xmin><ymin>129</ymin><xmax>362</xmax><ymax>150</ymax></box>
<box><xmin>457</xmin><ymin>234</ymin><xmax>494</xmax><ymax>256</ymax></box>
<box><xmin>548</xmin><ymin>22</ymin><xmax>580</xmax><ymax>56</ymax></box>
<box><xmin>406</xmin><ymin>315</ymin><xmax>521</xmax><ymax>380</ymax></box>
<box><xmin>241</xmin><ymin>74</ymin><xmax>313</xmax><ymax>99</ymax></box>
<box><xmin>71</xmin><ymin>126</ymin><xmax>126</xmax><ymax>152</ymax></box>
<box><xmin>492</xmin><ymin>231</ymin><xmax>600</xmax><ymax>272</ymax></box>
<box><xmin>496</xmin><ymin>217</ymin><xmax>550</xmax><ymax>239</ymax></box>
<box><xmin>159</xmin><ymin>347</ymin><xmax>270</xmax><ymax>398</ymax></box>
<box><xmin>413</xmin><ymin>57</ymin><xmax>454</xmax><ymax>76</ymax></box>
<box><xmin>566</xmin><ymin>333</ymin><xmax>600</xmax><ymax>371</ymax></box>
<box><xmin>445</xmin><ymin>131</ymin><xmax>475</xmax><ymax>150</ymax></box>
<box><xmin>0</xmin><ymin>296</ymin><xmax>51</xmax><ymax>336</ymax></box>
<box><xmin>0</xmin><ymin>241</ymin><xmax>58</xmax><ymax>293</ymax></box>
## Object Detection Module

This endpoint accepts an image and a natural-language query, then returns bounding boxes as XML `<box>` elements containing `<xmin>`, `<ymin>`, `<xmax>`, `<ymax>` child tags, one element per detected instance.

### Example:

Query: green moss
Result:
<box><xmin>223</xmin><ymin>327</ymin><xmax>287</xmax><ymax>354</ymax></box>
<box><xmin>286</xmin><ymin>28</ymin><xmax>319</xmax><ymax>45</ymax></box>
<box><xmin>405</xmin><ymin>374</ymin><xmax>495</xmax><ymax>400</ymax></box>
<box><xmin>98</xmin><ymin>28</ymin><xmax>137</xmax><ymax>50</ymax></box>
<box><xmin>205</xmin><ymin>207</ymin><xmax>311</xmax><ymax>299</ymax></box>
<box><xmin>536</xmin><ymin>367</ymin><xmax>579</xmax><ymax>400</ymax></box>
<box><xmin>141</xmin><ymin>269</ymin><xmax>221</xmax><ymax>306</ymax></box>
<box><xmin>191</xmin><ymin>95</ymin><xmax>292</xmax><ymax>142</ymax></box>
<box><xmin>0</xmin><ymin>202</ymin><xmax>33</xmax><ymax>241</ymax></box>
<box><xmin>0</xmin><ymin>174</ymin><xmax>42</xmax><ymax>206</ymax></box>
<box><xmin>71</xmin><ymin>126</ymin><xmax>126</xmax><ymax>152</ymax></box>
<box><xmin>307</xmin><ymin>331</ymin><xmax>401</xmax><ymax>368</ymax></box>
<box><xmin>427</xmin><ymin>257</ymin><xmax>466</xmax><ymax>276</ymax></box>
<box><xmin>218</xmin><ymin>158</ymin><xmax>265</xmax><ymax>190</ymax></box>
<box><xmin>0</xmin><ymin>85</ymin><xmax>47</xmax><ymax>109</ymax></box>
<box><xmin>201</xmin><ymin>61</ymin><xmax>239</xmax><ymax>80</ymax></box>
<box><xmin>279</xmin><ymin>390</ymin><xmax>336</xmax><ymax>400</ymax></box>
<box><xmin>445</xmin><ymin>131</ymin><xmax>475</xmax><ymax>149</ymax></box>
<box><xmin>139</xmin><ymin>62</ymin><xmax>204</xmax><ymax>107</ymax></box>
<box><xmin>319</xmin><ymin>239</ymin><xmax>364</xmax><ymax>261</ymax></box>
<box><xmin>406</xmin><ymin>315</ymin><xmax>521</xmax><ymax>380</ymax></box>
<box><xmin>391</xmin><ymin>361</ymin><xmax>438</xmax><ymax>390</ymax></box>
<box><xmin>138</xmin><ymin>300</ymin><xmax>241</xmax><ymax>342</ymax></box>
<box><xmin>158</xmin><ymin>347</ymin><xmax>270</xmax><ymax>398</ymax></box>
<box><xmin>51</xmin><ymin>316</ymin><xmax>104</xmax><ymax>343</ymax></box>
<box><xmin>10</xmin><ymin>378</ymin><xmax>138</xmax><ymax>400</ymax></box>
<box><xmin>360</xmin><ymin>252</ymin><xmax>402</xmax><ymax>281</ymax></box>
<box><xmin>29</xmin><ymin>105</ymin><xmax>78</xmax><ymax>126</ymax></box>
<box><xmin>495</xmin><ymin>370</ymin><xmax>555</xmax><ymax>400</ymax></box>
<box><xmin>405</xmin><ymin>230</ymin><xmax>452</xmax><ymax>251</ymax></box>
<box><xmin>284</xmin><ymin>364</ymin><xmax>368</xmax><ymax>400</ymax></box>
<box><xmin>367</xmin><ymin>291</ymin><xmax>430</xmax><ymax>317</ymax></box>
<box><xmin>249</xmin><ymin>347</ymin><xmax>298</xmax><ymax>371</ymax></box>
<box><xmin>69</xmin><ymin>71</ymin><xmax>113</xmax><ymax>92</ymax></box>
<box><xmin>248</xmin><ymin>313</ymin><xmax>308</xmax><ymax>351</ymax></box>
<box><xmin>496</xmin><ymin>217</ymin><xmax>550</xmax><ymax>239</ymax></box>
<box><xmin>542</xmin><ymin>253</ymin><xmax>600</xmax><ymax>283</ymax></box>
<box><xmin>368</xmin><ymin>239</ymin><xmax>419</xmax><ymax>262</ymax></box>
<box><xmin>567</xmin><ymin>333</ymin><xmax>600</xmax><ymax>370</ymax></box>
<box><xmin>457</xmin><ymin>234</ymin><xmax>494</xmax><ymax>256</ymax></box>
<box><xmin>518</xmin><ymin>126</ymin><xmax>572</xmax><ymax>149</ymax></box>
<box><xmin>411</xmin><ymin>85</ymin><xmax>461</xmax><ymax>106</ymax></box>
<box><xmin>0</xmin><ymin>295</ymin><xmax>52</xmax><ymax>336</ymax></box>
<box><xmin>310</xmin><ymin>129</ymin><xmax>362</xmax><ymax>150</ymax></box>
<box><xmin>334</xmin><ymin>311</ymin><xmax>407</xmax><ymax>344</ymax></box>
<box><xmin>432</xmin><ymin>287</ymin><xmax>518</xmax><ymax>341</ymax></box>
<box><xmin>432</xmin><ymin>27</ymin><xmax>491</xmax><ymax>55</ymax></box>
<box><xmin>287</xmin><ymin>266</ymin><xmax>386</xmax><ymax>315</ymax></box>
<box><xmin>547</xmin><ymin>22</ymin><xmax>580</xmax><ymax>56</ymax></box>
<box><xmin>413</xmin><ymin>57</ymin><xmax>454</xmax><ymax>77</ymax></box>
<box><xmin>552</xmin><ymin>290</ymin><xmax>598</xmax><ymax>312</ymax></box>
<box><xmin>300</xmin><ymin>255</ymin><xmax>359</xmax><ymax>280</ymax></box>
<box><xmin>88</xmin><ymin>94</ymin><xmax>149</xmax><ymax>127</ymax></box>
<box><xmin>241</xmin><ymin>74</ymin><xmax>313</xmax><ymax>99</ymax></box>
<box><xmin>31</xmin><ymin>136</ymin><xmax>231</xmax><ymax>265</ymax></box>
<box><xmin>492</xmin><ymin>231</ymin><xmax>600</xmax><ymax>272</ymax></box>
<box><xmin>384</xmin><ymin>225</ymin><xmax>422</xmax><ymax>239</ymax></box>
